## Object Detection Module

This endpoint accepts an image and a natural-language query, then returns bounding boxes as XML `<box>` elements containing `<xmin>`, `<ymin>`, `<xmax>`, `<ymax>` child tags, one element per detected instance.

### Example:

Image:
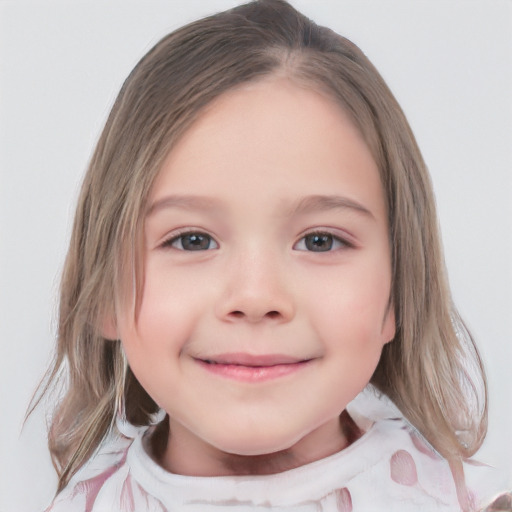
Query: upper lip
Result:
<box><xmin>197</xmin><ymin>353</ymin><xmax>309</xmax><ymax>367</ymax></box>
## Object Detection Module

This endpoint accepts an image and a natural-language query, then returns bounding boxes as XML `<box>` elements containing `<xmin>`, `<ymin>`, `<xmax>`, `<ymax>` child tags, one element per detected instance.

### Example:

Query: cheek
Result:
<box><xmin>135</xmin><ymin>263</ymin><xmax>207</xmax><ymax>343</ymax></box>
<box><xmin>117</xmin><ymin>273</ymin><xmax>194</xmax><ymax>379</ymax></box>
<box><xmin>308</xmin><ymin>265</ymin><xmax>392</xmax><ymax>342</ymax></box>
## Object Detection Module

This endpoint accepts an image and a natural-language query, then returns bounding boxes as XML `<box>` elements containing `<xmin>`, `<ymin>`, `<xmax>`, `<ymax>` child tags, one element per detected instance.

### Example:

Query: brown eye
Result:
<box><xmin>168</xmin><ymin>232</ymin><xmax>218</xmax><ymax>251</ymax></box>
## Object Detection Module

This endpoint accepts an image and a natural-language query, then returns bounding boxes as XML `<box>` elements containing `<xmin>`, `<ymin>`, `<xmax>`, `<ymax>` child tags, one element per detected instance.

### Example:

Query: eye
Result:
<box><xmin>294</xmin><ymin>232</ymin><xmax>349</xmax><ymax>252</ymax></box>
<box><xmin>164</xmin><ymin>232</ymin><xmax>219</xmax><ymax>251</ymax></box>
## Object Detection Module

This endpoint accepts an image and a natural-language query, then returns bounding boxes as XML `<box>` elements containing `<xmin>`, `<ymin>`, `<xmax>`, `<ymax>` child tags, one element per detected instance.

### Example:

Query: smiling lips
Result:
<box><xmin>195</xmin><ymin>353</ymin><xmax>313</xmax><ymax>382</ymax></box>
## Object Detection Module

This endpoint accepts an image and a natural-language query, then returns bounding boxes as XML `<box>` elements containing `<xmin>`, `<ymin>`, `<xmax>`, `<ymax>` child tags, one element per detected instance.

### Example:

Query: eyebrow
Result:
<box><xmin>146</xmin><ymin>195</ymin><xmax>223</xmax><ymax>217</ymax></box>
<box><xmin>146</xmin><ymin>194</ymin><xmax>375</xmax><ymax>220</ymax></box>
<box><xmin>290</xmin><ymin>195</ymin><xmax>375</xmax><ymax>220</ymax></box>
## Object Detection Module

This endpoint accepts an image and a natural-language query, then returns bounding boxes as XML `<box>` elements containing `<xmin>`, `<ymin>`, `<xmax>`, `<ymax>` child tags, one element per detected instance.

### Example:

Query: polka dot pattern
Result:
<box><xmin>390</xmin><ymin>450</ymin><xmax>418</xmax><ymax>486</ymax></box>
<box><xmin>335</xmin><ymin>487</ymin><xmax>353</xmax><ymax>512</ymax></box>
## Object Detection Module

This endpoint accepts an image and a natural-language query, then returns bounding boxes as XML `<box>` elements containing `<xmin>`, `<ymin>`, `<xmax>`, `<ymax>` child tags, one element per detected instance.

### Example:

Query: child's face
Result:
<box><xmin>117</xmin><ymin>77</ymin><xmax>395</xmax><ymax>474</ymax></box>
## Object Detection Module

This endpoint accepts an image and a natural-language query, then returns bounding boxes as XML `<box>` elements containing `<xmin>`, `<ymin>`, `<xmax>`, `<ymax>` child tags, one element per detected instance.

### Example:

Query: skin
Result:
<box><xmin>112</xmin><ymin>77</ymin><xmax>395</xmax><ymax>477</ymax></box>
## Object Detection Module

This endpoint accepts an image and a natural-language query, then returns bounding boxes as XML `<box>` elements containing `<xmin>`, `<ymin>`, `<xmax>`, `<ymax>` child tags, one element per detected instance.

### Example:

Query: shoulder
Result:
<box><xmin>346</xmin><ymin>388</ymin><xmax>501</xmax><ymax>511</ymax></box>
<box><xmin>44</xmin><ymin>431</ymin><xmax>167</xmax><ymax>512</ymax></box>
<box><xmin>345</xmin><ymin>389</ymin><xmax>462</xmax><ymax>510</ymax></box>
<box><xmin>352</xmin><ymin>418</ymin><xmax>462</xmax><ymax>509</ymax></box>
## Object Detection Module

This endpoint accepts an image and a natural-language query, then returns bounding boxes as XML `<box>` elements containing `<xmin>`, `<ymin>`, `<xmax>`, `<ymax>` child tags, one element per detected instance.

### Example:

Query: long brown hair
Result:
<box><xmin>35</xmin><ymin>0</ymin><xmax>487</xmax><ymax>493</ymax></box>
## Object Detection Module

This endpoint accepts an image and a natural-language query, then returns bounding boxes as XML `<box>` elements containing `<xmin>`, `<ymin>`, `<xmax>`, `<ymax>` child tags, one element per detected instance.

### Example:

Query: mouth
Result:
<box><xmin>194</xmin><ymin>353</ymin><xmax>314</xmax><ymax>382</ymax></box>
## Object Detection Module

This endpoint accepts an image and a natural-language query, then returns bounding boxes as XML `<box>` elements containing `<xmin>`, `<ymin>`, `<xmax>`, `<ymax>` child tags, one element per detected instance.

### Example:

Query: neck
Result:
<box><xmin>151</xmin><ymin>410</ymin><xmax>362</xmax><ymax>477</ymax></box>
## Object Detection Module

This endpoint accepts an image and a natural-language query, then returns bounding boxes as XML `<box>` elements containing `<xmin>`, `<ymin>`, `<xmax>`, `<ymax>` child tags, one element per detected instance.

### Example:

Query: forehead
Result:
<box><xmin>149</xmin><ymin>77</ymin><xmax>386</xmax><ymax>221</ymax></box>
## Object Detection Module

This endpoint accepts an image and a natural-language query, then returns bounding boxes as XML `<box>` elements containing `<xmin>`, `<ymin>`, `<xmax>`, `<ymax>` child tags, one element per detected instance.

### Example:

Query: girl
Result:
<box><xmin>34</xmin><ymin>0</ymin><xmax>502</xmax><ymax>510</ymax></box>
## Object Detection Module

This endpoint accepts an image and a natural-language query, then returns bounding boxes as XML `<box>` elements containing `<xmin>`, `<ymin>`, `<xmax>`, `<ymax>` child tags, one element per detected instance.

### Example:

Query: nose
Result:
<box><xmin>215</xmin><ymin>248</ymin><xmax>295</xmax><ymax>324</ymax></box>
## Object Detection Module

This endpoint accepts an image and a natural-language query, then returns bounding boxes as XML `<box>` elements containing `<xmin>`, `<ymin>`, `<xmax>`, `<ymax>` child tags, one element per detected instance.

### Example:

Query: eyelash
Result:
<box><xmin>293</xmin><ymin>231</ymin><xmax>353</xmax><ymax>252</ymax></box>
<box><xmin>161</xmin><ymin>229</ymin><xmax>219</xmax><ymax>251</ymax></box>
<box><xmin>159</xmin><ymin>229</ymin><xmax>353</xmax><ymax>252</ymax></box>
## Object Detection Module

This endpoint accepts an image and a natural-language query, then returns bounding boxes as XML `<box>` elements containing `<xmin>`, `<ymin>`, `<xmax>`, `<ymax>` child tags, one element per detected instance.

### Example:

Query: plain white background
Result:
<box><xmin>1</xmin><ymin>1</ymin><xmax>511</xmax><ymax>510</ymax></box>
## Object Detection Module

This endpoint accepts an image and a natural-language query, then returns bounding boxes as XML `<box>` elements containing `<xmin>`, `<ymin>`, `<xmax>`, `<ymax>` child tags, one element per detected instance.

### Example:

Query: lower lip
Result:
<box><xmin>195</xmin><ymin>359</ymin><xmax>311</xmax><ymax>382</ymax></box>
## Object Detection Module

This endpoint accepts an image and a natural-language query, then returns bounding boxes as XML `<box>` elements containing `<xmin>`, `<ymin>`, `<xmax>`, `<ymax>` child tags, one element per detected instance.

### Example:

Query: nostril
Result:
<box><xmin>227</xmin><ymin>310</ymin><xmax>281</xmax><ymax>320</ymax></box>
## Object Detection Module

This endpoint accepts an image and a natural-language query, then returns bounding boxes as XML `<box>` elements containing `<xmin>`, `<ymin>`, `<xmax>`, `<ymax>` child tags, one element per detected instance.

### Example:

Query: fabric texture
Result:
<box><xmin>44</xmin><ymin>389</ymin><xmax>492</xmax><ymax>512</ymax></box>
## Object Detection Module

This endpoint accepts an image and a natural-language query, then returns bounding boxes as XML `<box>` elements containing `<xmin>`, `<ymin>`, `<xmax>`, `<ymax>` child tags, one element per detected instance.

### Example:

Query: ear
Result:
<box><xmin>382</xmin><ymin>302</ymin><xmax>396</xmax><ymax>344</ymax></box>
<box><xmin>100</xmin><ymin>313</ymin><xmax>118</xmax><ymax>341</ymax></box>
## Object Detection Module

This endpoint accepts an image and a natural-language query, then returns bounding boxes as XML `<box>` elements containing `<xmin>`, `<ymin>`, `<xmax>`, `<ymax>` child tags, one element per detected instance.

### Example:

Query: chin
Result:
<box><xmin>209</xmin><ymin>424</ymin><xmax>303</xmax><ymax>457</ymax></box>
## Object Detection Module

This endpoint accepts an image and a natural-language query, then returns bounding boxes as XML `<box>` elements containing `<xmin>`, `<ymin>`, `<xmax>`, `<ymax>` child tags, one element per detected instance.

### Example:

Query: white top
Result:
<box><xmin>44</xmin><ymin>391</ymin><xmax>495</xmax><ymax>512</ymax></box>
